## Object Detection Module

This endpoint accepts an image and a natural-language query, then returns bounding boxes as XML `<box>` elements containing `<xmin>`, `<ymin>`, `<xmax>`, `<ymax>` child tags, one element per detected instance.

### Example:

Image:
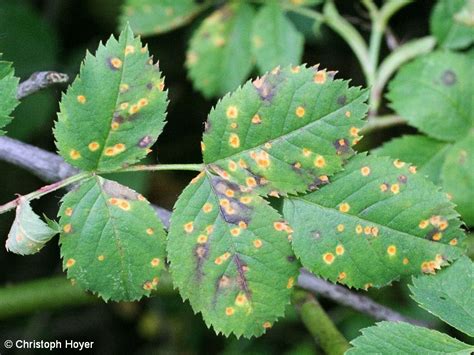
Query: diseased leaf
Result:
<box><xmin>54</xmin><ymin>25</ymin><xmax>168</xmax><ymax>171</ymax></box>
<box><xmin>280</xmin><ymin>0</ymin><xmax>323</xmax><ymax>6</ymax></box>
<box><xmin>441</xmin><ymin>134</ymin><xmax>474</xmax><ymax>225</ymax></box>
<box><xmin>283</xmin><ymin>154</ymin><xmax>464</xmax><ymax>289</ymax></box>
<box><xmin>120</xmin><ymin>0</ymin><xmax>203</xmax><ymax>36</ymax></box>
<box><xmin>374</xmin><ymin>134</ymin><xmax>474</xmax><ymax>226</ymax></box>
<box><xmin>203</xmin><ymin>64</ymin><xmax>368</xmax><ymax>196</ymax></box>
<box><xmin>186</xmin><ymin>3</ymin><xmax>255</xmax><ymax>98</ymax></box>
<box><xmin>167</xmin><ymin>172</ymin><xmax>298</xmax><ymax>338</ymax></box>
<box><xmin>431</xmin><ymin>0</ymin><xmax>474</xmax><ymax>49</ymax></box>
<box><xmin>374</xmin><ymin>135</ymin><xmax>450</xmax><ymax>185</ymax></box>
<box><xmin>252</xmin><ymin>2</ymin><xmax>304</xmax><ymax>74</ymax></box>
<box><xmin>410</xmin><ymin>256</ymin><xmax>474</xmax><ymax>336</ymax></box>
<box><xmin>387</xmin><ymin>51</ymin><xmax>473</xmax><ymax>142</ymax></box>
<box><xmin>347</xmin><ymin>321</ymin><xmax>474</xmax><ymax>354</ymax></box>
<box><xmin>59</xmin><ymin>176</ymin><xmax>167</xmax><ymax>301</ymax></box>
<box><xmin>6</xmin><ymin>197</ymin><xmax>57</xmax><ymax>255</ymax></box>
<box><xmin>0</xmin><ymin>56</ymin><xmax>19</xmax><ymax>135</ymax></box>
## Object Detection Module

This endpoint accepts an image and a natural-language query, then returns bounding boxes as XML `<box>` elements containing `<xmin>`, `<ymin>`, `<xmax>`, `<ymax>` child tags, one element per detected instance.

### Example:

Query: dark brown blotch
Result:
<box><xmin>398</xmin><ymin>175</ymin><xmax>408</xmax><ymax>184</ymax></box>
<box><xmin>138</xmin><ymin>135</ymin><xmax>153</xmax><ymax>148</ymax></box>
<box><xmin>337</xmin><ymin>95</ymin><xmax>347</xmax><ymax>105</ymax></box>
<box><xmin>333</xmin><ymin>138</ymin><xmax>350</xmax><ymax>155</ymax></box>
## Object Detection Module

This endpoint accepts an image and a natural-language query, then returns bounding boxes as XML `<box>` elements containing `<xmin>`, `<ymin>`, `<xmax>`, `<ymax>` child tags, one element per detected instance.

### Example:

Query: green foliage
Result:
<box><xmin>374</xmin><ymin>135</ymin><xmax>450</xmax><ymax>185</ymax></box>
<box><xmin>0</xmin><ymin>57</ymin><xmax>19</xmax><ymax>135</ymax></box>
<box><xmin>347</xmin><ymin>321</ymin><xmax>474</xmax><ymax>354</ymax></box>
<box><xmin>385</xmin><ymin>49</ymin><xmax>474</xmax><ymax>225</ymax></box>
<box><xmin>186</xmin><ymin>3</ymin><xmax>255</xmax><ymax>98</ymax></box>
<box><xmin>120</xmin><ymin>0</ymin><xmax>203</xmax><ymax>36</ymax></box>
<box><xmin>387</xmin><ymin>51</ymin><xmax>472</xmax><ymax>142</ymax></box>
<box><xmin>54</xmin><ymin>25</ymin><xmax>168</xmax><ymax>171</ymax></box>
<box><xmin>410</xmin><ymin>256</ymin><xmax>474</xmax><ymax>336</ymax></box>
<box><xmin>167</xmin><ymin>172</ymin><xmax>298</xmax><ymax>337</ymax></box>
<box><xmin>441</xmin><ymin>135</ymin><xmax>474</xmax><ymax>225</ymax></box>
<box><xmin>6</xmin><ymin>198</ymin><xmax>57</xmax><ymax>255</ymax></box>
<box><xmin>59</xmin><ymin>176</ymin><xmax>167</xmax><ymax>301</ymax></box>
<box><xmin>431</xmin><ymin>0</ymin><xmax>474</xmax><ymax>49</ymax></box>
<box><xmin>280</xmin><ymin>0</ymin><xmax>323</xmax><ymax>5</ymax></box>
<box><xmin>203</xmin><ymin>64</ymin><xmax>368</xmax><ymax>196</ymax></box>
<box><xmin>283</xmin><ymin>154</ymin><xmax>464</xmax><ymax>289</ymax></box>
<box><xmin>252</xmin><ymin>2</ymin><xmax>304</xmax><ymax>74</ymax></box>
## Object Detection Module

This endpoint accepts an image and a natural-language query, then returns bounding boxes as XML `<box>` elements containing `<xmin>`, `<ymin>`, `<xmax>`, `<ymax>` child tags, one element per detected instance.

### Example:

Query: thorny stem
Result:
<box><xmin>293</xmin><ymin>289</ymin><xmax>351</xmax><ymax>355</ymax></box>
<box><xmin>0</xmin><ymin>172</ymin><xmax>90</xmax><ymax>215</ymax></box>
<box><xmin>361</xmin><ymin>115</ymin><xmax>406</xmax><ymax>135</ymax></box>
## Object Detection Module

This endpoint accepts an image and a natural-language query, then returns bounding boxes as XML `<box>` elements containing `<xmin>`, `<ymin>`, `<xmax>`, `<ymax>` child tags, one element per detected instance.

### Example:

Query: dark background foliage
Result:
<box><xmin>2</xmin><ymin>0</ymin><xmax>466</xmax><ymax>353</ymax></box>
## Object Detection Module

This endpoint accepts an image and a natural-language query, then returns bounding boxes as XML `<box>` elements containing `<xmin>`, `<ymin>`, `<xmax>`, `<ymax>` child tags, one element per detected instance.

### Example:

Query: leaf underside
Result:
<box><xmin>283</xmin><ymin>154</ymin><xmax>464</xmax><ymax>289</ymax></box>
<box><xmin>430</xmin><ymin>0</ymin><xmax>474</xmax><ymax>50</ymax></box>
<box><xmin>252</xmin><ymin>2</ymin><xmax>304</xmax><ymax>74</ymax></box>
<box><xmin>387</xmin><ymin>51</ymin><xmax>473</xmax><ymax>142</ymax></box>
<box><xmin>167</xmin><ymin>172</ymin><xmax>299</xmax><ymax>338</ymax></box>
<box><xmin>120</xmin><ymin>0</ymin><xmax>201</xmax><ymax>36</ymax></box>
<box><xmin>186</xmin><ymin>3</ymin><xmax>255</xmax><ymax>98</ymax></box>
<box><xmin>0</xmin><ymin>57</ymin><xmax>19</xmax><ymax>135</ymax></box>
<box><xmin>410</xmin><ymin>256</ymin><xmax>474</xmax><ymax>336</ymax></box>
<box><xmin>6</xmin><ymin>198</ymin><xmax>57</xmax><ymax>255</ymax></box>
<box><xmin>54</xmin><ymin>25</ymin><xmax>168</xmax><ymax>171</ymax></box>
<box><xmin>203</xmin><ymin>64</ymin><xmax>368</xmax><ymax>197</ymax></box>
<box><xmin>59</xmin><ymin>176</ymin><xmax>167</xmax><ymax>301</ymax></box>
<box><xmin>347</xmin><ymin>321</ymin><xmax>474</xmax><ymax>354</ymax></box>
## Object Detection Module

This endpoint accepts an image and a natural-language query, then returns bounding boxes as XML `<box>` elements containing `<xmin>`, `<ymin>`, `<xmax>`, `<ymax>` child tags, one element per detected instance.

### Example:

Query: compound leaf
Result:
<box><xmin>186</xmin><ymin>3</ymin><xmax>255</xmax><ymax>98</ymax></box>
<box><xmin>347</xmin><ymin>321</ymin><xmax>474</xmax><ymax>355</ymax></box>
<box><xmin>410</xmin><ymin>256</ymin><xmax>474</xmax><ymax>336</ymax></box>
<box><xmin>441</xmin><ymin>134</ymin><xmax>474</xmax><ymax>225</ymax></box>
<box><xmin>6</xmin><ymin>197</ymin><xmax>57</xmax><ymax>255</ymax></box>
<box><xmin>120</xmin><ymin>0</ymin><xmax>203</xmax><ymax>36</ymax></box>
<box><xmin>283</xmin><ymin>154</ymin><xmax>464</xmax><ymax>289</ymax></box>
<box><xmin>203</xmin><ymin>64</ymin><xmax>368</xmax><ymax>196</ymax></box>
<box><xmin>431</xmin><ymin>0</ymin><xmax>474</xmax><ymax>50</ymax></box>
<box><xmin>0</xmin><ymin>56</ymin><xmax>19</xmax><ymax>135</ymax></box>
<box><xmin>387</xmin><ymin>51</ymin><xmax>473</xmax><ymax>142</ymax></box>
<box><xmin>252</xmin><ymin>2</ymin><xmax>304</xmax><ymax>74</ymax></box>
<box><xmin>59</xmin><ymin>176</ymin><xmax>167</xmax><ymax>301</ymax></box>
<box><xmin>167</xmin><ymin>172</ymin><xmax>298</xmax><ymax>338</ymax></box>
<box><xmin>374</xmin><ymin>135</ymin><xmax>450</xmax><ymax>185</ymax></box>
<box><xmin>54</xmin><ymin>25</ymin><xmax>168</xmax><ymax>171</ymax></box>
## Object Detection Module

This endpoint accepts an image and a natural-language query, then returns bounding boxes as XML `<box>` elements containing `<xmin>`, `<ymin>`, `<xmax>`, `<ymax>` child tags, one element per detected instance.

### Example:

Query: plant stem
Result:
<box><xmin>98</xmin><ymin>163</ymin><xmax>204</xmax><ymax>174</ymax></box>
<box><xmin>0</xmin><ymin>171</ymin><xmax>90</xmax><ymax>215</ymax></box>
<box><xmin>371</xmin><ymin>36</ymin><xmax>435</xmax><ymax>112</ymax></box>
<box><xmin>323</xmin><ymin>1</ymin><xmax>371</xmax><ymax>83</ymax></box>
<box><xmin>0</xmin><ymin>277</ymin><xmax>95</xmax><ymax>319</ymax></box>
<box><xmin>361</xmin><ymin>115</ymin><xmax>406</xmax><ymax>135</ymax></box>
<box><xmin>293</xmin><ymin>289</ymin><xmax>351</xmax><ymax>355</ymax></box>
<box><xmin>0</xmin><ymin>274</ymin><xmax>175</xmax><ymax>320</ymax></box>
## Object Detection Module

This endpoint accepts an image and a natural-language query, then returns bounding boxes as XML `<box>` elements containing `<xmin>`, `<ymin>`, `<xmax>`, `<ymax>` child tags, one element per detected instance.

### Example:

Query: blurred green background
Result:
<box><xmin>0</xmin><ymin>0</ymin><xmax>469</xmax><ymax>353</ymax></box>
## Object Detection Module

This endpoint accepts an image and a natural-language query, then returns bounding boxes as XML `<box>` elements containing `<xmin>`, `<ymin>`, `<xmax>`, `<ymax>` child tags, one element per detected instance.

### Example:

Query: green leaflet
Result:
<box><xmin>252</xmin><ymin>2</ymin><xmax>304</xmax><ymax>74</ymax></box>
<box><xmin>120</xmin><ymin>0</ymin><xmax>202</xmax><ymax>36</ymax></box>
<box><xmin>347</xmin><ymin>321</ymin><xmax>474</xmax><ymax>354</ymax></box>
<box><xmin>374</xmin><ymin>135</ymin><xmax>451</xmax><ymax>185</ymax></box>
<box><xmin>441</xmin><ymin>134</ymin><xmax>474</xmax><ymax>225</ymax></box>
<box><xmin>387</xmin><ymin>51</ymin><xmax>473</xmax><ymax>142</ymax></box>
<box><xmin>203</xmin><ymin>64</ymin><xmax>368</xmax><ymax>196</ymax></box>
<box><xmin>6</xmin><ymin>198</ymin><xmax>57</xmax><ymax>255</ymax></box>
<box><xmin>410</xmin><ymin>256</ymin><xmax>474</xmax><ymax>336</ymax></box>
<box><xmin>283</xmin><ymin>154</ymin><xmax>464</xmax><ymax>289</ymax></box>
<box><xmin>59</xmin><ymin>176</ymin><xmax>167</xmax><ymax>301</ymax></box>
<box><xmin>186</xmin><ymin>3</ymin><xmax>255</xmax><ymax>98</ymax></box>
<box><xmin>375</xmin><ymin>134</ymin><xmax>474</xmax><ymax>226</ymax></box>
<box><xmin>430</xmin><ymin>0</ymin><xmax>474</xmax><ymax>50</ymax></box>
<box><xmin>54</xmin><ymin>25</ymin><xmax>168</xmax><ymax>171</ymax></box>
<box><xmin>167</xmin><ymin>172</ymin><xmax>299</xmax><ymax>337</ymax></box>
<box><xmin>0</xmin><ymin>56</ymin><xmax>19</xmax><ymax>135</ymax></box>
